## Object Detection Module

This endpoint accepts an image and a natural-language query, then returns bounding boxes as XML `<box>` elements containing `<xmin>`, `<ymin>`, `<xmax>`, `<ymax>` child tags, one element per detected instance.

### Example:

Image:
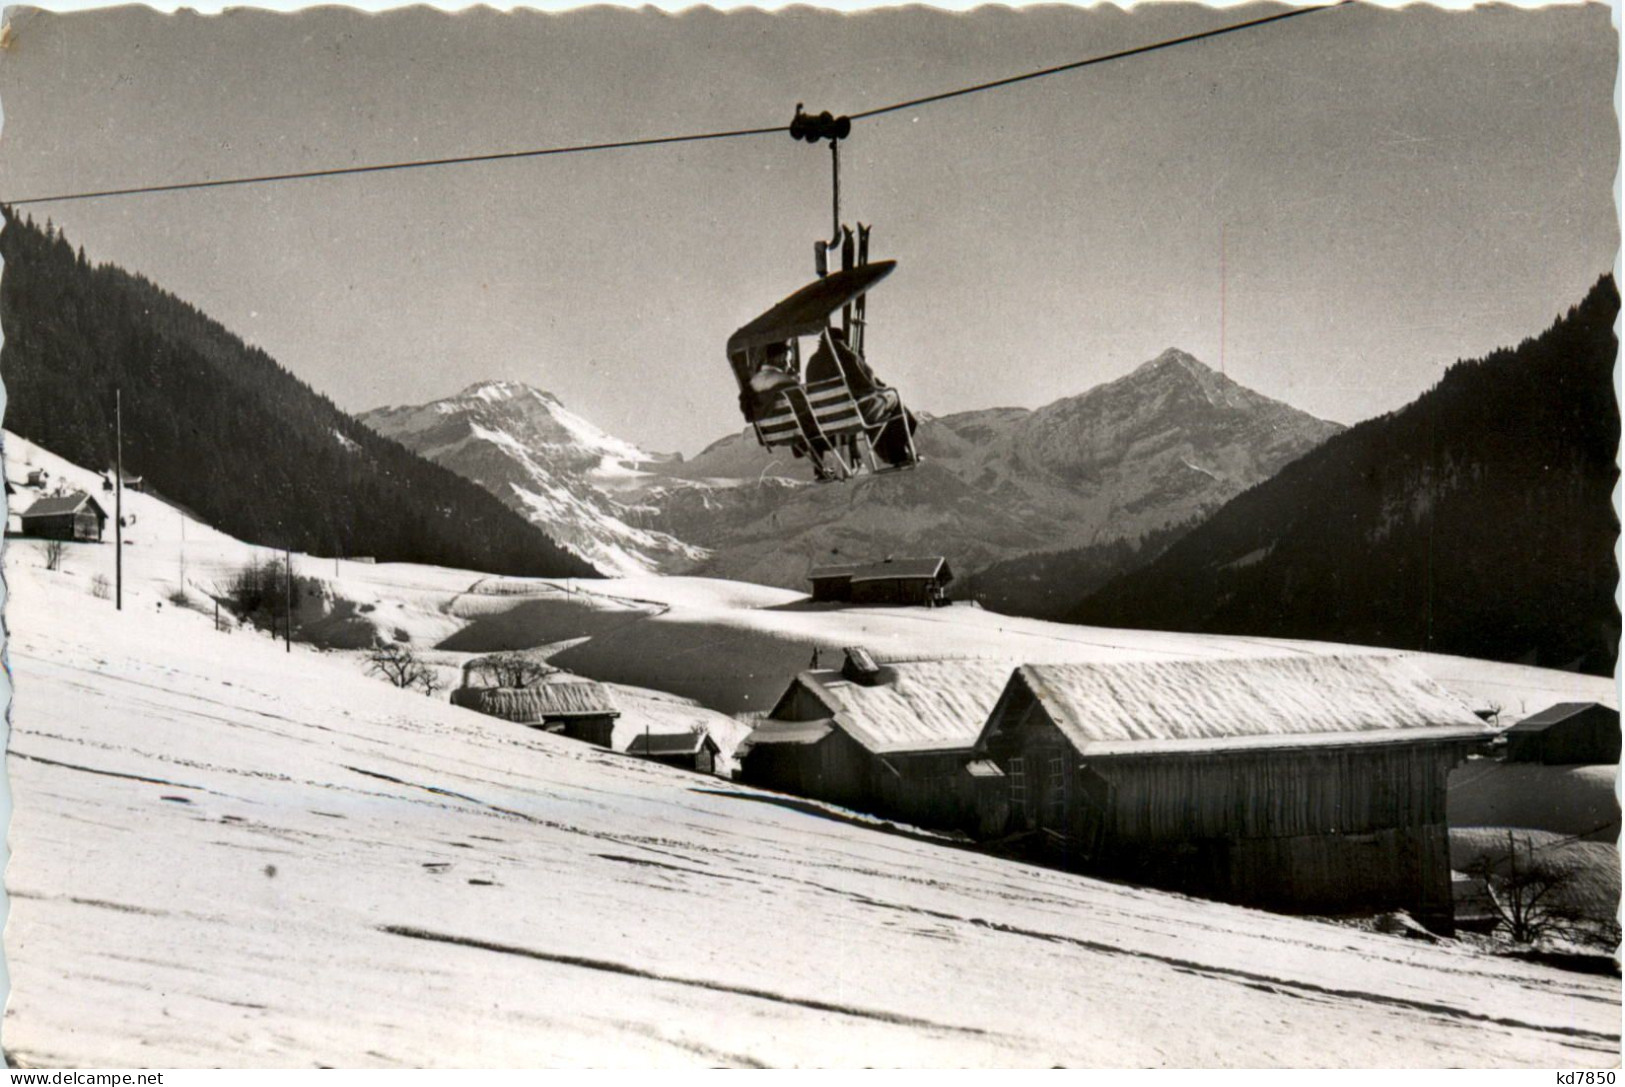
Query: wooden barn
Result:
<box><xmin>19</xmin><ymin>491</ymin><xmax>108</xmax><ymax>542</ymax></box>
<box><xmin>849</xmin><ymin>557</ymin><xmax>953</xmax><ymax>607</ymax></box>
<box><xmin>451</xmin><ymin>681</ymin><xmax>621</xmax><ymax>748</ymax></box>
<box><xmin>627</xmin><ymin>729</ymin><xmax>722</xmax><ymax>774</ymax></box>
<box><xmin>804</xmin><ymin>557</ymin><xmax>952</xmax><ymax>606</ymax></box>
<box><xmin>1503</xmin><ymin>703</ymin><xmax>1620</xmax><ymax>765</ymax></box>
<box><xmin>806</xmin><ymin>563</ymin><xmax>857</xmax><ymax>602</ymax></box>
<box><xmin>968</xmin><ymin>655</ymin><xmax>1491</xmax><ymax>930</ymax></box>
<box><xmin>735</xmin><ymin>648</ymin><xmax>1010</xmax><ymax>829</ymax></box>
<box><xmin>101</xmin><ymin>470</ymin><xmax>145</xmax><ymax>494</ymax></box>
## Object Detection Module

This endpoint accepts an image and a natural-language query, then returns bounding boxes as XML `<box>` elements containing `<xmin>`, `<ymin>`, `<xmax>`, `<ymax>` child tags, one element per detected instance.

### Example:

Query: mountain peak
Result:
<box><xmin>453</xmin><ymin>379</ymin><xmax>559</xmax><ymax>407</ymax></box>
<box><xmin>1135</xmin><ymin>348</ymin><xmax>1215</xmax><ymax>379</ymax></box>
<box><xmin>1115</xmin><ymin>347</ymin><xmax>1264</xmax><ymax>412</ymax></box>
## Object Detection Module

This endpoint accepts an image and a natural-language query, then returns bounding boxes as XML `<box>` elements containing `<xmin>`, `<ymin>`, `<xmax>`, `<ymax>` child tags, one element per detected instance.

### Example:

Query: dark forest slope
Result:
<box><xmin>1071</xmin><ymin>275</ymin><xmax>1620</xmax><ymax>675</ymax></box>
<box><xmin>0</xmin><ymin>212</ymin><xmax>597</xmax><ymax>578</ymax></box>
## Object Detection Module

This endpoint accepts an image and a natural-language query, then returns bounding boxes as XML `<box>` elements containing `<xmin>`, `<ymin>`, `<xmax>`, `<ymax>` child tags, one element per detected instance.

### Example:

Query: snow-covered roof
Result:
<box><xmin>848</xmin><ymin>557</ymin><xmax>950</xmax><ymax>583</ymax></box>
<box><xmin>451</xmin><ymin>682</ymin><xmax>620</xmax><ymax>722</ymax></box>
<box><xmin>1506</xmin><ymin>702</ymin><xmax>1617</xmax><ymax>733</ymax></box>
<box><xmin>21</xmin><ymin>491</ymin><xmax>106</xmax><ymax>520</ymax></box>
<box><xmin>807</xmin><ymin>558</ymin><xmax>950</xmax><ymax>585</ymax></box>
<box><xmin>996</xmin><ymin>656</ymin><xmax>1489</xmax><ymax>756</ymax></box>
<box><xmin>798</xmin><ymin>658</ymin><xmax>1014</xmax><ymax>755</ymax></box>
<box><xmin>735</xmin><ymin>718</ymin><xmax>835</xmax><ymax>757</ymax></box>
<box><xmin>627</xmin><ymin>730</ymin><xmax>715</xmax><ymax>757</ymax></box>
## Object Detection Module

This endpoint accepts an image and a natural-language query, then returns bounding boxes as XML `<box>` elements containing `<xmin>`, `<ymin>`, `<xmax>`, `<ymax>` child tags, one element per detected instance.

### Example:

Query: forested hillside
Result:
<box><xmin>966</xmin><ymin>519</ymin><xmax>1195</xmax><ymax>620</ymax></box>
<box><xmin>1072</xmin><ymin>275</ymin><xmax>1621</xmax><ymax>675</ymax></box>
<box><xmin>0</xmin><ymin>211</ymin><xmax>597</xmax><ymax>578</ymax></box>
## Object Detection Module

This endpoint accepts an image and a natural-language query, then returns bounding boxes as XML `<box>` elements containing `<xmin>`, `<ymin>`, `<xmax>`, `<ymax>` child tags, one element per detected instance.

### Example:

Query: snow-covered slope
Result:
<box><xmin>6</xmin><ymin>431</ymin><xmax>1618</xmax><ymax>1066</ymax></box>
<box><xmin>7</xmin><ymin>546</ymin><xmax>1620</xmax><ymax>1067</ymax></box>
<box><xmin>8</xmin><ymin>429</ymin><xmax>1608</xmax><ymax>721</ymax></box>
<box><xmin>361</xmin><ymin>381</ymin><xmax>706</xmax><ymax>577</ymax></box>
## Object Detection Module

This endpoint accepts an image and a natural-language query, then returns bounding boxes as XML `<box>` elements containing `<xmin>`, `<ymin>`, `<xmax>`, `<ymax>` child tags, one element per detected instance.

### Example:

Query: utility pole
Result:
<box><xmin>1219</xmin><ymin>223</ymin><xmax>1227</xmax><ymax>379</ymax></box>
<box><xmin>115</xmin><ymin>389</ymin><xmax>123</xmax><ymax>611</ymax></box>
<box><xmin>284</xmin><ymin>546</ymin><xmax>293</xmax><ymax>653</ymax></box>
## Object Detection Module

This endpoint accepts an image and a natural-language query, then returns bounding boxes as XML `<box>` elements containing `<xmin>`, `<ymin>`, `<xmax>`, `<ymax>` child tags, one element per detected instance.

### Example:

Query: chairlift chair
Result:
<box><xmin>723</xmin><ymin>105</ymin><xmax>922</xmax><ymax>484</ymax></box>
<box><xmin>726</xmin><ymin>257</ymin><xmax>920</xmax><ymax>482</ymax></box>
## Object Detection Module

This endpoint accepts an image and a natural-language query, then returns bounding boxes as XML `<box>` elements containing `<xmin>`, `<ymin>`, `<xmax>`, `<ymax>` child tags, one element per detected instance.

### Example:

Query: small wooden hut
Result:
<box><xmin>451</xmin><ymin>681</ymin><xmax>621</xmax><ymax>748</ymax></box>
<box><xmin>735</xmin><ymin>649</ymin><xmax>1011</xmax><ymax>828</ymax></box>
<box><xmin>804</xmin><ymin>557</ymin><xmax>953</xmax><ymax>606</ymax></box>
<box><xmin>1503</xmin><ymin>703</ymin><xmax>1620</xmax><ymax>766</ymax></box>
<box><xmin>101</xmin><ymin>470</ymin><xmax>145</xmax><ymax>494</ymax></box>
<box><xmin>627</xmin><ymin>729</ymin><xmax>723</xmax><ymax>774</ymax></box>
<box><xmin>848</xmin><ymin>557</ymin><xmax>953</xmax><ymax>607</ymax></box>
<box><xmin>806</xmin><ymin>563</ymin><xmax>857</xmax><ymax>602</ymax></box>
<box><xmin>19</xmin><ymin>491</ymin><xmax>108</xmax><ymax>542</ymax></box>
<box><xmin>969</xmin><ymin>655</ymin><xmax>1490</xmax><ymax>930</ymax></box>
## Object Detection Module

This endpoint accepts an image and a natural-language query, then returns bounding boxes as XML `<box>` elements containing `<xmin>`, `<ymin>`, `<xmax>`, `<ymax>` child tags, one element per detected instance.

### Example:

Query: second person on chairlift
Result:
<box><xmin>806</xmin><ymin>328</ymin><xmax>919</xmax><ymax>470</ymax></box>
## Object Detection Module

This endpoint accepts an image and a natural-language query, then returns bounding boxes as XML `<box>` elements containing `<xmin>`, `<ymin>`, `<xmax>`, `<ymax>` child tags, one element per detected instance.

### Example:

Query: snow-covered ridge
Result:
<box><xmin>361</xmin><ymin>382</ymin><xmax>702</xmax><ymax>577</ymax></box>
<box><xmin>365</xmin><ymin>349</ymin><xmax>1346</xmax><ymax>592</ymax></box>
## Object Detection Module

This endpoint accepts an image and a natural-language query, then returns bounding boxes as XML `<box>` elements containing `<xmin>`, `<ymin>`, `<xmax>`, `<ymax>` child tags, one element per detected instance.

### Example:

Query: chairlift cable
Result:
<box><xmin>848</xmin><ymin>1</ymin><xmax>1349</xmax><ymax>122</ymax></box>
<box><xmin>4</xmin><ymin>2</ymin><xmax>1349</xmax><ymax>208</ymax></box>
<box><xmin>2</xmin><ymin>125</ymin><xmax>789</xmax><ymax>207</ymax></box>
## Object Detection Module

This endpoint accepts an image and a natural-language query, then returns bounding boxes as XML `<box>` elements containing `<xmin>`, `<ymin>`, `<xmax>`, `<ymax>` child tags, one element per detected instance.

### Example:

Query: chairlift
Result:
<box><xmin>725</xmin><ymin>106</ymin><xmax>921</xmax><ymax>483</ymax></box>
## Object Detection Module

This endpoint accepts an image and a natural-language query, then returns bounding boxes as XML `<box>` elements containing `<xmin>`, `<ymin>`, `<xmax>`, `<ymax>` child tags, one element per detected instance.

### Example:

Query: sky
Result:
<box><xmin>0</xmin><ymin>2</ymin><xmax>1615</xmax><ymax>455</ymax></box>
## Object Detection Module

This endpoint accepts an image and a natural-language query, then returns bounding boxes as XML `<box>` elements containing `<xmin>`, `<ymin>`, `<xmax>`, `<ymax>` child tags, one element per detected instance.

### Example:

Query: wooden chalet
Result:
<box><xmin>101</xmin><ymin>471</ymin><xmax>146</xmax><ymax>494</ymax></box>
<box><xmin>1503</xmin><ymin>702</ymin><xmax>1620</xmax><ymax>765</ymax></box>
<box><xmin>806</xmin><ymin>563</ymin><xmax>858</xmax><ymax>602</ymax></box>
<box><xmin>735</xmin><ymin>648</ymin><xmax>1011</xmax><ymax>829</ymax></box>
<box><xmin>805</xmin><ymin>557</ymin><xmax>953</xmax><ymax>607</ymax></box>
<box><xmin>19</xmin><ymin>491</ymin><xmax>108</xmax><ymax>542</ymax></box>
<box><xmin>968</xmin><ymin>655</ymin><xmax>1491</xmax><ymax>930</ymax></box>
<box><xmin>451</xmin><ymin>680</ymin><xmax>621</xmax><ymax>748</ymax></box>
<box><xmin>850</xmin><ymin>557</ymin><xmax>953</xmax><ymax>606</ymax></box>
<box><xmin>627</xmin><ymin>729</ymin><xmax>723</xmax><ymax>774</ymax></box>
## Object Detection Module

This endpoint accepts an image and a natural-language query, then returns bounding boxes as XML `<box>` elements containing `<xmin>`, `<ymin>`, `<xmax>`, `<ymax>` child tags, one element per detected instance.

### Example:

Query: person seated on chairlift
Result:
<box><xmin>737</xmin><ymin>339</ymin><xmax>798</xmax><ymax>421</ymax></box>
<box><xmin>737</xmin><ymin>339</ymin><xmax>836</xmax><ymax>477</ymax></box>
<box><xmin>807</xmin><ymin>327</ymin><xmax>918</xmax><ymax>469</ymax></box>
<box><xmin>750</xmin><ymin>340</ymin><xmax>798</xmax><ymax>395</ymax></box>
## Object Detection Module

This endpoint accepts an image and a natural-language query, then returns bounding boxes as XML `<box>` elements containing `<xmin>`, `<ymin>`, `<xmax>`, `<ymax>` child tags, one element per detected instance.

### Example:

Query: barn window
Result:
<box><xmin>1009</xmin><ymin>756</ymin><xmax>1027</xmax><ymax>809</ymax></box>
<box><xmin>1047</xmin><ymin>756</ymin><xmax>1065</xmax><ymax>821</ymax></box>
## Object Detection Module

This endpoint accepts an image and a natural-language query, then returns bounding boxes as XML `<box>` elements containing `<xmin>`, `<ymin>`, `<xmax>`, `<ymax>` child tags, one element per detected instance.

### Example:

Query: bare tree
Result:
<box><xmin>1463</xmin><ymin>831</ymin><xmax>1597</xmax><ymax>945</ymax></box>
<box><xmin>367</xmin><ymin>643</ymin><xmax>441</xmax><ymax>697</ymax></box>
<box><xmin>467</xmin><ymin>651</ymin><xmax>552</xmax><ymax>689</ymax></box>
<box><xmin>224</xmin><ymin>557</ymin><xmax>292</xmax><ymax>625</ymax></box>
<box><xmin>44</xmin><ymin>538</ymin><xmax>65</xmax><ymax>571</ymax></box>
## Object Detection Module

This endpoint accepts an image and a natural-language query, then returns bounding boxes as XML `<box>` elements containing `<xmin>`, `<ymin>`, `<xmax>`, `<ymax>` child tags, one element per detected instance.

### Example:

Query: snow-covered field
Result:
<box><xmin>7</xmin><ymin>551</ymin><xmax>1622</xmax><ymax>1067</ymax></box>
<box><xmin>7</xmin><ymin>431</ymin><xmax>1609</xmax><ymax>720</ymax></box>
<box><xmin>4</xmin><ymin>432</ymin><xmax>1620</xmax><ymax>1066</ymax></box>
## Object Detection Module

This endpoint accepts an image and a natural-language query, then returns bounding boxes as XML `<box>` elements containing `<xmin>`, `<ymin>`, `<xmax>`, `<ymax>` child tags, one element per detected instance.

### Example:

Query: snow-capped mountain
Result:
<box><xmin>363</xmin><ymin>354</ymin><xmax>1340</xmax><ymax>592</ymax></box>
<box><xmin>361</xmin><ymin>381</ymin><xmax>708</xmax><ymax>577</ymax></box>
<box><xmin>631</xmin><ymin>349</ymin><xmax>1344</xmax><ymax>589</ymax></box>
